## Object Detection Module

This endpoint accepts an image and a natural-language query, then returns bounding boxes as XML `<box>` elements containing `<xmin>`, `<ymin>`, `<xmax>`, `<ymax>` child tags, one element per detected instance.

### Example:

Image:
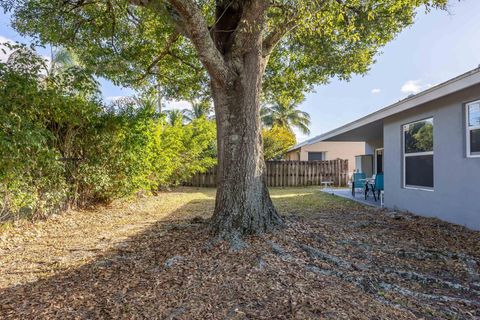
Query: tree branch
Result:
<box><xmin>135</xmin><ymin>32</ymin><xmax>180</xmax><ymax>82</ymax></box>
<box><xmin>129</xmin><ymin>0</ymin><xmax>229</xmax><ymax>86</ymax></box>
<box><xmin>262</xmin><ymin>0</ymin><xmax>328</xmax><ymax>57</ymax></box>
<box><xmin>262</xmin><ymin>19</ymin><xmax>296</xmax><ymax>57</ymax></box>
<box><xmin>167</xmin><ymin>51</ymin><xmax>202</xmax><ymax>71</ymax></box>
<box><xmin>230</xmin><ymin>0</ymin><xmax>269</xmax><ymax>60</ymax></box>
<box><xmin>166</xmin><ymin>0</ymin><xmax>229</xmax><ymax>86</ymax></box>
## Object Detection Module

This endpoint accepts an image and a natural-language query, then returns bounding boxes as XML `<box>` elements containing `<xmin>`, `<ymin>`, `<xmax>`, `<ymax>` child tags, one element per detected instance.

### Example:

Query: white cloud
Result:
<box><xmin>0</xmin><ymin>35</ymin><xmax>14</xmax><ymax>44</ymax></box>
<box><xmin>0</xmin><ymin>35</ymin><xmax>15</xmax><ymax>62</ymax></box>
<box><xmin>106</xmin><ymin>95</ymin><xmax>128</xmax><ymax>102</ymax></box>
<box><xmin>0</xmin><ymin>37</ymin><xmax>51</xmax><ymax>68</ymax></box>
<box><xmin>165</xmin><ymin>100</ymin><xmax>191</xmax><ymax>110</ymax></box>
<box><xmin>400</xmin><ymin>80</ymin><xmax>432</xmax><ymax>95</ymax></box>
<box><xmin>371</xmin><ymin>88</ymin><xmax>381</xmax><ymax>94</ymax></box>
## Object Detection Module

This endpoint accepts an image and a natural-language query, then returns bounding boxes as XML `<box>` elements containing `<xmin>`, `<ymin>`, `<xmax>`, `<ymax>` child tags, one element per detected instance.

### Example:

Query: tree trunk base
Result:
<box><xmin>211</xmin><ymin>181</ymin><xmax>284</xmax><ymax>245</ymax></box>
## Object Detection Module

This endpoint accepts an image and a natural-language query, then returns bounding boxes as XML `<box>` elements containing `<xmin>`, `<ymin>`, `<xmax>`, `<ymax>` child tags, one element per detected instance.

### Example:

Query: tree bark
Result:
<box><xmin>210</xmin><ymin>46</ymin><xmax>283</xmax><ymax>239</ymax></box>
<box><xmin>160</xmin><ymin>0</ymin><xmax>284</xmax><ymax>239</ymax></box>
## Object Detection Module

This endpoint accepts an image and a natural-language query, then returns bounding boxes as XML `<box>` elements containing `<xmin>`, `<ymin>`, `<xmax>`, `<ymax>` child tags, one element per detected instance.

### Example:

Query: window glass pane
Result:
<box><xmin>405</xmin><ymin>155</ymin><xmax>434</xmax><ymax>188</ymax></box>
<box><xmin>468</xmin><ymin>103</ymin><xmax>480</xmax><ymax>127</ymax></box>
<box><xmin>470</xmin><ymin>128</ymin><xmax>480</xmax><ymax>154</ymax></box>
<box><xmin>404</xmin><ymin>118</ymin><xmax>433</xmax><ymax>153</ymax></box>
<box><xmin>308</xmin><ymin>152</ymin><xmax>325</xmax><ymax>161</ymax></box>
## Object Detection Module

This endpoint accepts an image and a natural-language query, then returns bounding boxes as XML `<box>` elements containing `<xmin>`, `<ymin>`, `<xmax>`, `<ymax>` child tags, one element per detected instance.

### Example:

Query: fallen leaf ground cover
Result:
<box><xmin>0</xmin><ymin>187</ymin><xmax>479</xmax><ymax>319</ymax></box>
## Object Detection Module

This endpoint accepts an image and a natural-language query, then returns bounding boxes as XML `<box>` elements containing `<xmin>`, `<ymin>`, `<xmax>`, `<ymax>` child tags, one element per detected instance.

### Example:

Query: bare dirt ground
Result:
<box><xmin>0</xmin><ymin>187</ymin><xmax>479</xmax><ymax>319</ymax></box>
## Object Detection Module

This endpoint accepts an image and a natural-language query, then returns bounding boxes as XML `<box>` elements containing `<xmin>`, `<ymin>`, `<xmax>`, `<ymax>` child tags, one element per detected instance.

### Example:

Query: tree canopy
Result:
<box><xmin>1</xmin><ymin>0</ymin><xmax>447</xmax><ymax>102</ymax></box>
<box><xmin>0</xmin><ymin>0</ymin><xmax>449</xmax><ymax>237</ymax></box>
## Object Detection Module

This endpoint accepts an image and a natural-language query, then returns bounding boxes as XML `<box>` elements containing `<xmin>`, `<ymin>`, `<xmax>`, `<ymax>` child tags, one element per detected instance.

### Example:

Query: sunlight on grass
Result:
<box><xmin>270</xmin><ymin>192</ymin><xmax>314</xmax><ymax>198</ymax></box>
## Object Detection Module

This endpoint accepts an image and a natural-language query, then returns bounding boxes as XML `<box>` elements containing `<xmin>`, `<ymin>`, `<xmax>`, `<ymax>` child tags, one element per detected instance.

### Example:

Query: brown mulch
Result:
<box><xmin>0</xmin><ymin>188</ymin><xmax>479</xmax><ymax>319</ymax></box>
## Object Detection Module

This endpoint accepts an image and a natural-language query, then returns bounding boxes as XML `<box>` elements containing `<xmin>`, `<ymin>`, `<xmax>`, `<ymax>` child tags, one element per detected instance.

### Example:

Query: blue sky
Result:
<box><xmin>1</xmin><ymin>0</ymin><xmax>480</xmax><ymax>142</ymax></box>
<box><xmin>299</xmin><ymin>0</ymin><xmax>480</xmax><ymax>141</ymax></box>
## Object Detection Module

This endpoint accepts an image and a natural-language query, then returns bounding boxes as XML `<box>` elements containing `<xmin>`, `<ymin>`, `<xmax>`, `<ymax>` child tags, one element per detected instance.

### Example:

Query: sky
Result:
<box><xmin>1</xmin><ymin>0</ymin><xmax>480</xmax><ymax>142</ymax></box>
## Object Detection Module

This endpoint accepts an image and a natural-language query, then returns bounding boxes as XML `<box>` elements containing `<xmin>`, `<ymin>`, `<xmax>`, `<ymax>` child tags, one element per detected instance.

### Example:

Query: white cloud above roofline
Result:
<box><xmin>401</xmin><ymin>79</ymin><xmax>432</xmax><ymax>94</ymax></box>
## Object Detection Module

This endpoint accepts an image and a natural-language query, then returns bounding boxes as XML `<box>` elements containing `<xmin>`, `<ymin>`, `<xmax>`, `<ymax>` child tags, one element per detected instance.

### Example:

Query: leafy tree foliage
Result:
<box><xmin>0</xmin><ymin>0</ymin><xmax>447</xmax><ymax>100</ymax></box>
<box><xmin>0</xmin><ymin>44</ymin><xmax>216</xmax><ymax>221</ymax></box>
<box><xmin>263</xmin><ymin>126</ymin><xmax>296</xmax><ymax>160</ymax></box>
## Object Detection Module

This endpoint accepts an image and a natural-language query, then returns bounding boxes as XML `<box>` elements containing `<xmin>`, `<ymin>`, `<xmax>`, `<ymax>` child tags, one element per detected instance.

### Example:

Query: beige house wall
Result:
<box><xmin>285</xmin><ymin>141</ymin><xmax>365</xmax><ymax>173</ymax></box>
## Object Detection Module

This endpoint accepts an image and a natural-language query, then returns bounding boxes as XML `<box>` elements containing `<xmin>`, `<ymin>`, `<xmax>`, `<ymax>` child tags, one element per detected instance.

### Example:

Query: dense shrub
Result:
<box><xmin>0</xmin><ymin>45</ymin><xmax>216</xmax><ymax>221</ymax></box>
<box><xmin>262</xmin><ymin>125</ymin><xmax>296</xmax><ymax>160</ymax></box>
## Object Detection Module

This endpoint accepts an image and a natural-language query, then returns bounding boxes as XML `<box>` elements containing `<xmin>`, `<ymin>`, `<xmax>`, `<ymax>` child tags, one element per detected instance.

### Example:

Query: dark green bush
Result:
<box><xmin>0</xmin><ymin>44</ymin><xmax>216</xmax><ymax>221</ymax></box>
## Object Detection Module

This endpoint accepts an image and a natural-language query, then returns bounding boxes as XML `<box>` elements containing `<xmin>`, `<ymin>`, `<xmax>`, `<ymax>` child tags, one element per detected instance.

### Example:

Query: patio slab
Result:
<box><xmin>321</xmin><ymin>188</ymin><xmax>382</xmax><ymax>208</ymax></box>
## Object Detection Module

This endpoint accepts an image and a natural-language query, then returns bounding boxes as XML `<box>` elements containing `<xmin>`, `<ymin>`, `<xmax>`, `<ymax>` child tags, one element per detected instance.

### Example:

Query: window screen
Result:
<box><xmin>308</xmin><ymin>152</ymin><xmax>325</xmax><ymax>161</ymax></box>
<box><xmin>470</xmin><ymin>129</ymin><xmax>480</xmax><ymax>154</ymax></box>
<box><xmin>405</xmin><ymin>155</ymin><xmax>434</xmax><ymax>188</ymax></box>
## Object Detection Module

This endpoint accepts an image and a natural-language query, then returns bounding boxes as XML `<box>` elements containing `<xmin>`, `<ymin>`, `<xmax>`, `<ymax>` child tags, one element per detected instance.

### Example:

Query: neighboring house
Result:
<box><xmin>285</xmin><ymin>140</ymin><xmax>365</xmax><ymax>173</ymax></box>
<box><xmin>314</xmin><ymin>68</ymin><xmax>480</xmax><ymax>230</ymax></box>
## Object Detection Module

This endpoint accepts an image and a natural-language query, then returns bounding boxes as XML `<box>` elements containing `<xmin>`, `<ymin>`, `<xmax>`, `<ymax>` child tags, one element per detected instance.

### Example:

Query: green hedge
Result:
<box><xmin>0</xmin><ymin>46</ymin><xmax>216</xmax><ymax>221</ymax></box>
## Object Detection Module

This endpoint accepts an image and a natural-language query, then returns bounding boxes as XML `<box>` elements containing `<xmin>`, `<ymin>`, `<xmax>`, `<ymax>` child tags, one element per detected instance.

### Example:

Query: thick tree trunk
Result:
<box><xmin>210</xmin><ymin>49</ymin><xmax>283</xmax><ymax>239</ymax></box>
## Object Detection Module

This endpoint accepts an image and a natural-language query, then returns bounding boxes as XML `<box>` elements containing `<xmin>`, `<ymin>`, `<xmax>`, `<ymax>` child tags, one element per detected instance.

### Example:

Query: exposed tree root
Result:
<box><xmin>285</xmin><ymin>240</ymin><xmax>480</xmax><ymax>318</ymax></box>
<box><xmin>382</xmin><ymin>268</ymin><xmax>472</xmax><ymax>292</ymax></box>
<box><xmin>267</xmin><ymin>240</ymin><xmax>292</xmax><ymax>260</ymax></box>
<box><xmin>300</xmin><ymin>244</ymin><xmax>353</xmax><ymax>269</ymax></box>
<box><xmin>378</xmin><ymin>282</ymin><xmax>480</xmax><ymax>306</ymax></box>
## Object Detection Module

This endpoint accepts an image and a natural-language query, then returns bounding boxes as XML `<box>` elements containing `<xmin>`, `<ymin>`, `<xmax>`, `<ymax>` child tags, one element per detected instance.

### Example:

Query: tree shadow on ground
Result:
<box><xmin>1</xmin><ymin>192</ymin><xmax>480</xmax><ymax>319</ymax></box>
<box><xmin>0</xmin><ymin>198</ymin><xmax>220</xmax><ymax>319</ymax></box>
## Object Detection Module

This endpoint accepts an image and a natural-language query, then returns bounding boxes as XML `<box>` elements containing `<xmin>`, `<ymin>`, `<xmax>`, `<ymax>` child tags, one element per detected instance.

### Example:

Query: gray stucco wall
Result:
<box><xmin>365</xmin><ymin>137</ymin><xmax>383</xmax><ymax>156</ymax></box>
<box><xmin>383</xmin><ymin>84</ymin><xmax>480</xmax><ymax>230</ymax></box>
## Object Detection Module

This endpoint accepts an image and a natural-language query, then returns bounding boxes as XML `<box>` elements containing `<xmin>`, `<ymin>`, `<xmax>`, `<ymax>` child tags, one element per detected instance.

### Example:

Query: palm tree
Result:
<box><xmin>165</xmin><ymin>109</ymin><xmax>185</xmax><ymax>126</ymax></box>
<box><xmin>45</xmin><ymin>47</ymin><xmax>99</xmax><ymax>95</ymax></box>
<box><xmin>261</xmin><ymin>97</ymin><xmax>311</xmax><ymax>135</ymax></box>
<box><xmin>182</xmin><ymin>99</ymin><xmax>214</xmax><ymax>122</ymax></box>
<box><xmin>48</xmin><ymin>47</ymin><xmax>77</xmax><ymax>77</ymax></box>
<box><xmin>134</xmin><ymin>94</ymin><xmax>163</xmax><ymax>117</ymax></box>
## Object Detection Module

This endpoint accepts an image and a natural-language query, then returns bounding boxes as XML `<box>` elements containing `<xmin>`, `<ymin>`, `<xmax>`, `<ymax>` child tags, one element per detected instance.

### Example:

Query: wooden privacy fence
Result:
<box><xmin>184</xmin><ymin>159</ymin><xmax>349</xmax><ymax>188</ymax></box>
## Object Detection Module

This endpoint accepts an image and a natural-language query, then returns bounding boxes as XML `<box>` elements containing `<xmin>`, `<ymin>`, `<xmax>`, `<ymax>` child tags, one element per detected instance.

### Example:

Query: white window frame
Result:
<box><xmin>402</xmin><ymin>117</ymin><xmax>434</xmax><ymax>192</ymax></box>
<box><xmin>466</xmin><ymin>100</ymin><xmax>480</xmax><ymax>158</ymax></box>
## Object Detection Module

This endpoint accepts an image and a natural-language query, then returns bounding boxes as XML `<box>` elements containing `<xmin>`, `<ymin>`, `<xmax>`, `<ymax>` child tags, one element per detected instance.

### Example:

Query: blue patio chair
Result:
<box><xmin>369</xmin><ymin>173</ymin><xmax>384</xmax><ymax>201</ymax></box>
<box><xmin>351</xmin><ymin>172</ymin><xmax>366</xmax><ymax>197</ymax></box>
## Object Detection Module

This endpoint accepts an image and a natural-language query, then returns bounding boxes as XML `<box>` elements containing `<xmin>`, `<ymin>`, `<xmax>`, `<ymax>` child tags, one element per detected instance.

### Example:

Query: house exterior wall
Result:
<box><xmin>365</xmin><ymin>138</ymin><xmax>383</xmax><ymax>156</ymax></box>
<box><xmin>285</xmin><ymin>141</ymin><xmax>365</xmax><ymax>173</ymax></box>
<box><xmin>285</xmin><ymin>150</ymin><xmax>301</xmax><ymax>161</ymax></box>
<box><xmin>383</xmin><ymin>84</ymin><xmax>480</xmax><ymax>230</ymax></box>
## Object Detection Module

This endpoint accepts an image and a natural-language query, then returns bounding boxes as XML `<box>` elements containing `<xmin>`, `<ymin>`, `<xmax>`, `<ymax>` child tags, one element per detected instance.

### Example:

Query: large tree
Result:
<box><xmin>1</xmin><ymin>0</ymin><xmax>447</xmax><ymax>240</ymax></box>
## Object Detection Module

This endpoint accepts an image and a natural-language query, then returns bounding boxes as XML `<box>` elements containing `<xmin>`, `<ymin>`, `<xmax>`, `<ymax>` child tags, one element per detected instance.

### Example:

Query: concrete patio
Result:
<box><xmin>321</xmin><ymin>188</ymin><xmax>382</xmax><ymax>208</ymax></box>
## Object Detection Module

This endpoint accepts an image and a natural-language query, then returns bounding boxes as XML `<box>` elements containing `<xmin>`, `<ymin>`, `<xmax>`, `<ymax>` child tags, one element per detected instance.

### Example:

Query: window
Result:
<box><xmin>308</xmin><ymin>152</ymin><xmax>326</xmax><ymax>161</ymax></box>
<box><xmin>466</xmin><ymin>101</ymin><xmax>480</xmax><ymax>157</ymax></box>
<box><xmin>375</xmin><ymin>148</ymin><xmax>384</xmax><ymax>174</ymax></box>
<box><xmin>403</xmin><ymin>118</ymin><xmax>434</xmax><ymax>189</ymax></box>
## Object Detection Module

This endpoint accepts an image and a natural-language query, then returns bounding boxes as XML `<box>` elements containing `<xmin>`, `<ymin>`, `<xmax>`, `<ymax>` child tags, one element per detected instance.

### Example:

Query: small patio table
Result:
<box><xmin>321</xmin><ymin>180</ymin><xmax>334</xmax><ymax>190</ymax></box>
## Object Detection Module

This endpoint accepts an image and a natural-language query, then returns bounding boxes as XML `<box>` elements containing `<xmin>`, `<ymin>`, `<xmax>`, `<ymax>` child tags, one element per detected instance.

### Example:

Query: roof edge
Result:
<box><xmin>290</xmin><ymin>67</ymin><xmax>480</xmax><ymax>149</ymax></box>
